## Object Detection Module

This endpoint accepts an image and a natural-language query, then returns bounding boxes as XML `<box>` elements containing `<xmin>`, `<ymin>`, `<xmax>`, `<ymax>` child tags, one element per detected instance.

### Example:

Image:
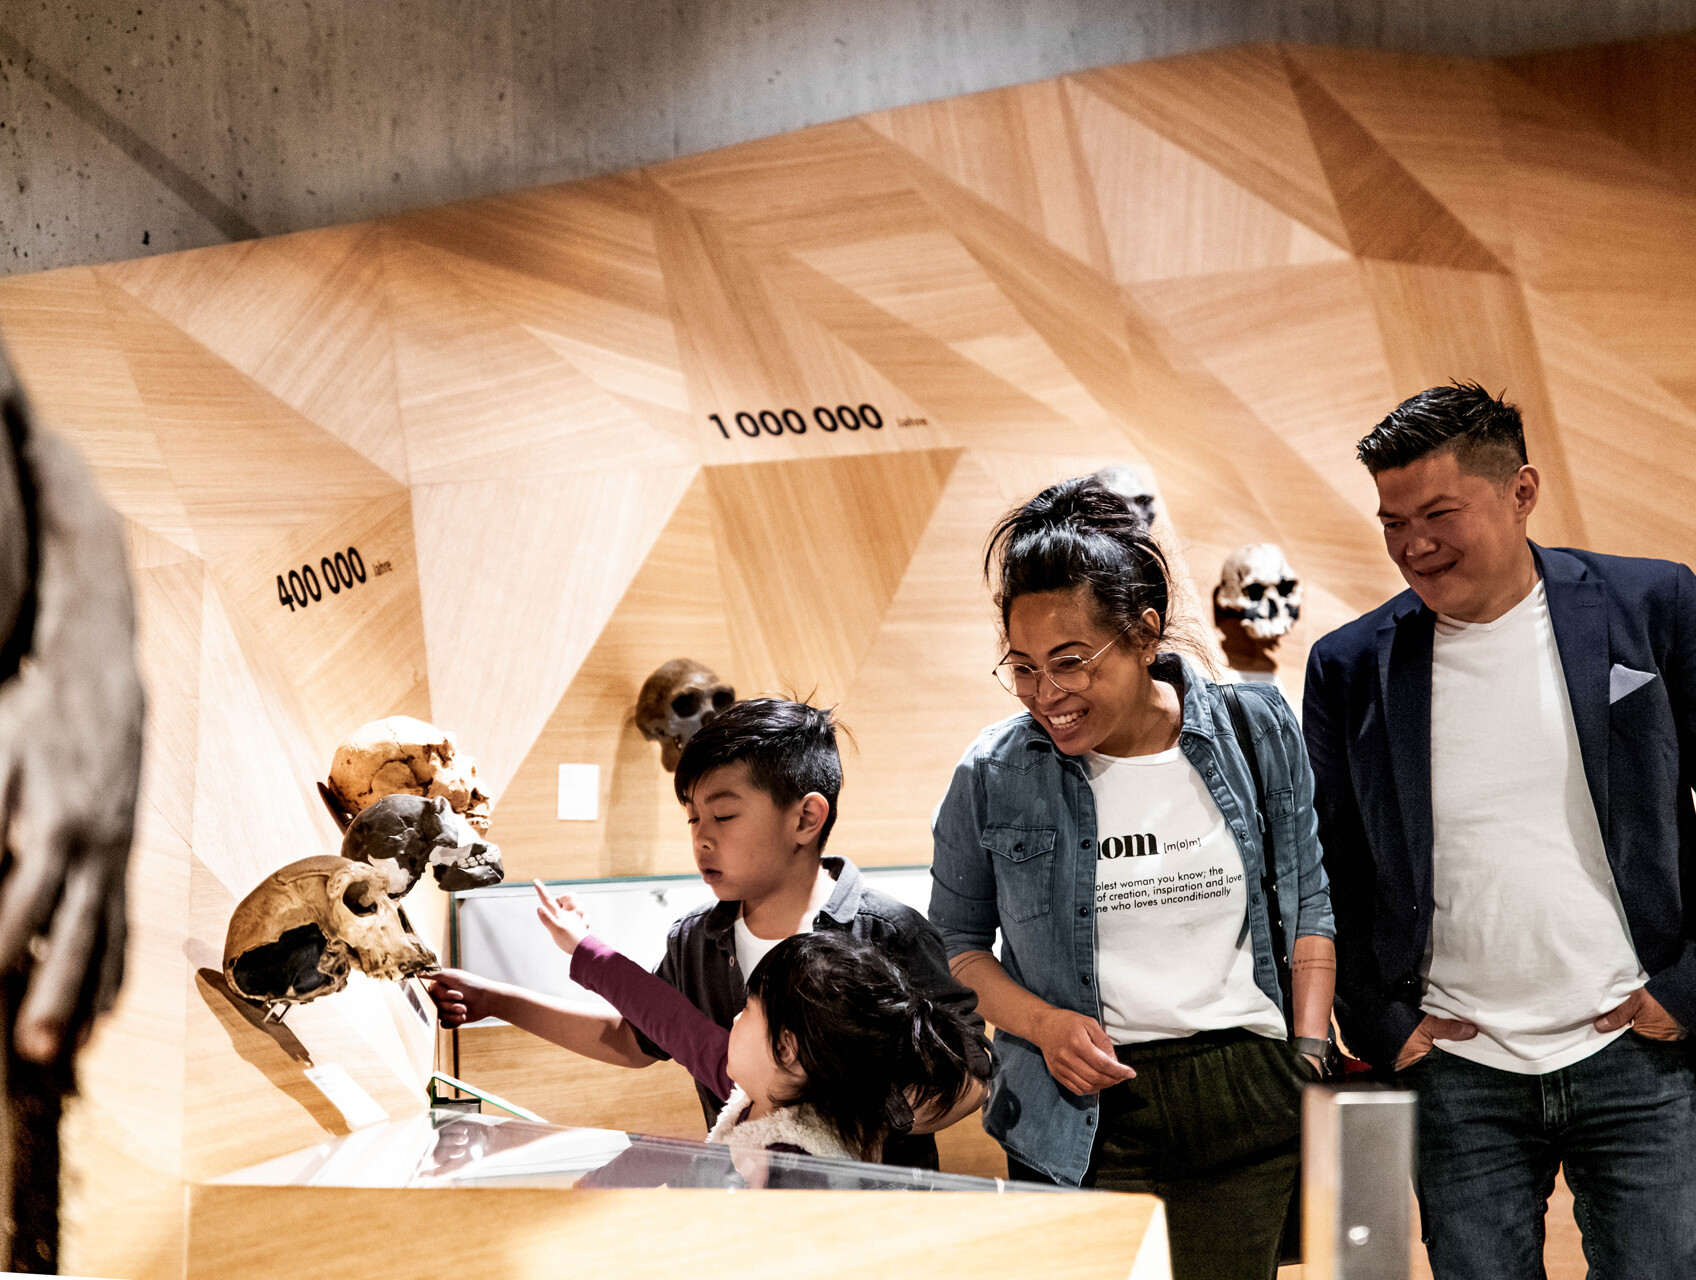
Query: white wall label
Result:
<box><xmin>557</xmin><ymin>763</ymin><xmax>600</xmax><ymax>821</ymax></box>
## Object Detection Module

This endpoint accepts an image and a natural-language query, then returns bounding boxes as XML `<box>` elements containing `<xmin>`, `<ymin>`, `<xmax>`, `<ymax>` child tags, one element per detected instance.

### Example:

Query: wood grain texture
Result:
<box><xmin>187</xmin><ymin>1183</ymin><xmax>1158</xmax><ymax>1280</ymax></box>
<box><xmin>0</xmin><ymin>36</ymin><xmax>1685</xmax><ymax>1279</ymax></box>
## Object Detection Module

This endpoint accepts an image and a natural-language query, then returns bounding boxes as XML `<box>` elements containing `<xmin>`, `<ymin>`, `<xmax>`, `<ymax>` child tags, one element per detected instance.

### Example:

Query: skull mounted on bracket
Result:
<box><xmin>636</xmin><ymin>659</ymin><xmax>735</xmax><ymax>772</ymax></box>
<box><xmin>1214</xmin><ymin>543</ymin><xmax>1303</xmax><ymax>671</ymax></box>
<box><xmin>1094</xmin><ymin>465</ymin><xmax>1158</xmax><ymax>531</ymax></box>
<box><xmin>341</xmin><ymin>794</ymin><xmax>504</xmax><ymax>897</ymax></box>
<box><xmin>324</xmin><ymin>716</ymin><xmax>491</xmax><ymax>835</ymax></box>
<box><xmin>222</xmin><ymin>855</ymin><xmax>437</xmax><ymax>1012</ymax></box>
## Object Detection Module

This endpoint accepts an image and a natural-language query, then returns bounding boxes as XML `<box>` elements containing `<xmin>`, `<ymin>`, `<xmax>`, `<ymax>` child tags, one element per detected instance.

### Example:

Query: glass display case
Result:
<box><xmin>216</xmin><ymin>1107</ymin><xmax>1074</xmax><ymax>1194</ymax></box>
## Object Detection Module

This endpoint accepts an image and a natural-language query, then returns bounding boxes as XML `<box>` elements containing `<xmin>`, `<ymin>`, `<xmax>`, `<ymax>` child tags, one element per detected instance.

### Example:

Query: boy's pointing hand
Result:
<box><xmin>534</xmin><ymin>880</ymin><xmax>592</xmax><ymax>954</ymax></box>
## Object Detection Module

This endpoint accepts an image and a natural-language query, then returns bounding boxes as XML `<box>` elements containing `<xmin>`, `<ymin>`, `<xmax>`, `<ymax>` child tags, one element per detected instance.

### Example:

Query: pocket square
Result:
<box><xmin>1609</xmin><ymin>663</ymin><xmax>1659</xmax><ymax>704</ymax></box>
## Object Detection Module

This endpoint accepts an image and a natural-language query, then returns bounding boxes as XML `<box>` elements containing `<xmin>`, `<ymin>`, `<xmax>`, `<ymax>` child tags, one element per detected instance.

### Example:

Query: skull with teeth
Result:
<box><xmin>326</xmin><ymin>716</ymin><xmax>491</xmax><ymax>834</ymax></box>
<box><xmin>1094</xmin><ymin>465</ymin><xmax>1158</xmax><ymax>531</ymax></box>
<box><xmin>341</xmin><ymin>794</ymin><xmax>504</xmax><ymax>897</ymax></box>
<box><xmin>636</xmin><ymin>659</ymin><xmax>736</xmax><ymax>772</ymax></box>
<box><xmin>222</xmin><ymin>855</ymin><xmax>437</xmax><ymax>1008</ymax></box>
<box><xmin>1214</xmin><ymin>544</ymin><xmax>1303</xmax><ymax>646</ymax></box>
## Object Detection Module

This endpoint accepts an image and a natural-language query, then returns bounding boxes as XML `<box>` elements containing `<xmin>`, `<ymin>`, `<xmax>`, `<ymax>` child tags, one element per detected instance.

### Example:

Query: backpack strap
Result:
<box><xmin>1219</xmin><ymin>683</ymin><xmax>1294</xmax><ymax>1035</ymax></box>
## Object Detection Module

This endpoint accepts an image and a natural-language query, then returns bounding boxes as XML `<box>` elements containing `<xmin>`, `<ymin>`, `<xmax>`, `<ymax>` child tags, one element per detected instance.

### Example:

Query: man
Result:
<box><xmin>1304</xmin><ymin>382</ymin><xmax>1696</xmax><ymax>1279</ymax></box>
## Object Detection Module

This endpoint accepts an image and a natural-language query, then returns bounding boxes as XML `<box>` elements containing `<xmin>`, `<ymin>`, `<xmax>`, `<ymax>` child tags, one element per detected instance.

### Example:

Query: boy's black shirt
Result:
<box><xmin>630</xmin><ymin>855</ymin><xmax>992</xmax><ymax>1170</ymax></box>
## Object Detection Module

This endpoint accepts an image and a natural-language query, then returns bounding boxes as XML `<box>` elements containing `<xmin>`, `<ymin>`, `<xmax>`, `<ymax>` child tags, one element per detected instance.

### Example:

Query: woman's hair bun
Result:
<box><xmin>984</xmin><ymin>473</ymin><xmax>1174</xmax><ymax>648</ymax></box>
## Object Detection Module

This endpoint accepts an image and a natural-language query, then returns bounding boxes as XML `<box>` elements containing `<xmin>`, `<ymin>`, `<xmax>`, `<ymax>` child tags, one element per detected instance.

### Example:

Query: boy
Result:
<box><xmin>426</xmin><ymin>698</ymin><xmax>990</xmax><ymax>1168</ymax></box>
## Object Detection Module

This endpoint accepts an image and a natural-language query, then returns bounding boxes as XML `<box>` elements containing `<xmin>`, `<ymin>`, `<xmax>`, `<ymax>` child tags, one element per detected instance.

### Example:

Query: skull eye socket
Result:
<box><xmin>711</xmin><ymin>689</ymin><xmax>734</xmax><ymax>712</ymax></box>
<box><xmin>1276</xmin><ymin>579</ymin><xmax>1298</xmax><ymax>596</ymax></box>
<box><xmin>1243</xmin><ymin>583</ymin><xmax>1267</xmax><ymax>601</ymax></box>
<box><xmin>342</xmin><ymin>880</ymin><xmax>381</xmax><ymax>916</ymax></box>
<box><xmin>670</xmin><ymin>690</ymin><xmax>702</xmax><ymax>719</ymax></box>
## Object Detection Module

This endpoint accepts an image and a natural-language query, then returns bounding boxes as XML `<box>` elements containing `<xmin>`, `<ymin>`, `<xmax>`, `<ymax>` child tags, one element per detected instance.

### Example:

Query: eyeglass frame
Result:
<box><xmin>992</xmin><ymin>620</ymin><xmax>1139</xmax><ymax>697</ymax></box>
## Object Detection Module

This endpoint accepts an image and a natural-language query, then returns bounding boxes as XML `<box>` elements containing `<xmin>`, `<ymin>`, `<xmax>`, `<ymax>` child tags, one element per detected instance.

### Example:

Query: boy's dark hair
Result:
<box><xmin>746</xmin><ymin>931</ymin><xmax>976</xmax><ymax>1161</ymax></box>
<box><xmin>985</xmin><ymin>473</ymin><xmax>1177</xmax><ymax>654</ymax></box>
<box><xmin>1356</xmin><ymin>381</ymin><xmax>1528</xmax><ymax>484</ymax></box>
<box><xmin>673</xmin><ymin>698</ymin><xmax>843</xmax><ymax>850</ymax></box>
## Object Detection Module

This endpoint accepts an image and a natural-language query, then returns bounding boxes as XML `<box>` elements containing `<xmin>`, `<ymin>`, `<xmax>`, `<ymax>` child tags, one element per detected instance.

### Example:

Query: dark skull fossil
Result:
<box><xmin>636</xmin><ymin>659</ymin><xmax>735</xmax><ymax>772</ymax></box>
<box><xmin>340</xmin><ymin>794</ymin><xmax>504</xmax><ymax>896</ymax></box>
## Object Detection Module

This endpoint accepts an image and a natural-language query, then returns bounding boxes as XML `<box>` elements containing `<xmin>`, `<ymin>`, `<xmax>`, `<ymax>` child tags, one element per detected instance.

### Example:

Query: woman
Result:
<box><xmin>929</xmin><ymin>475</ymin><xmax>1335</xmax><ymax>1280</ymax></box>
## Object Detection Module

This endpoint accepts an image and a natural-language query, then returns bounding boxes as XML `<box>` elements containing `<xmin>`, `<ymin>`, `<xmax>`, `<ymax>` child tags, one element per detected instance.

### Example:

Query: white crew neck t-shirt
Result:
<box><xmin>1425</xmin><ymin>580</ymin><xmax>1646</xmax><ymax>1074</ymax></box>
<box><xmin>733</xmin><ymin>915</ymin><xmax>799</xmax><ymax>977</ymax></box>
<box><xmin>1087</xmin><ymin>745</ymin><xmax>1285</xmax><ymax>1044</ymax></box>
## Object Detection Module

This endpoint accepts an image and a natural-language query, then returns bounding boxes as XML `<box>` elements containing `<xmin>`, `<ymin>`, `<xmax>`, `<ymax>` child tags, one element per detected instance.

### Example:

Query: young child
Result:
<box><xmin>534</xmin><ymin>886</ymin><xmax>981</xmax><ymax>1163</ymax></box>
<box><xmin>425</xmin><ymin>698</ymin><xmax>991</xmax><ymax>1168</ymax></box>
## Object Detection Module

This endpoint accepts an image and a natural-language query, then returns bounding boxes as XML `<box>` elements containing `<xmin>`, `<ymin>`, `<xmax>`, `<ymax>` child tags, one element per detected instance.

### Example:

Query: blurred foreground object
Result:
<box><xmin>0</xmin><ymin>334</ymin><xmax>145</xmax><ymax>1271</ymax></box>
<box><xmin>1302</xmin><ymin>1085</ymin><xmax>1415</xmax><ymax>1280</ymax></box>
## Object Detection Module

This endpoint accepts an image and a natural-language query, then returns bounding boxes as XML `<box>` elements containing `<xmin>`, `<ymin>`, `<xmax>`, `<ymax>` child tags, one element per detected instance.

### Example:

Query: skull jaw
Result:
<box><xmin>352</xmin><ymin>937</ymin><xmax>438</xmax><ymax>984</ymax></box>
<box><xmin>659</xmin><ymin>737</ymin><xmax>684</xmax><ymax>772</ymax></box>
<box><xmin>429</xmin><ymin>841</ymin><xmax>505</xmax><ymax>892</ymax></box>
<box><xmin>1216</xmin><ymin>612</ymin><xmax>1283</xmax><ymax>672</ymax></box>
<box><xmin>1241</xmin><ymin>611</ymin><xmax>1296</xmax><ymax>642</ymax></box>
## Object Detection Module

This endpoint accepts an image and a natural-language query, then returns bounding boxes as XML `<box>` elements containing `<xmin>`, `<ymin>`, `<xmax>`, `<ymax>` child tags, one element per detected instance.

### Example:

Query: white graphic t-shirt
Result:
<box><xmin>1088</xmin><ymin>746</ymin><xmax>1286</xmax><ymax>1044</ymax></box>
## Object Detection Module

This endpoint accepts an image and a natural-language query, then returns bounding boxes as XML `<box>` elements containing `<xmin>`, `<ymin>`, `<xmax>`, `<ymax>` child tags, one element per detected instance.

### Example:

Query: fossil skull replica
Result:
<box><xmin>223</xmin><ymin>855</ymin><xmax>437</xmax><ymax>1008</ymax></box>
<box><xmin>636</xmin><ymin>659</ymin><xmax>735</xmax><ymax>772</ymax></box>
<box><xmin>327</xmin><ymin>715</ymin><xmax>491</xmax><ymax>833</ymax></box>
<box><xmin>342</xmin><ymin>794</ymin><xmax>504</xmax><ymax>896</ymax></box>
<box><xmin>1215</xmin><ymin>543</ymin><xmax>1304</xmax><ymax>647</ymax></box>
<box><xmin>1094</xmin><ymin>464</ymin><xmax>1158</xmax><ymax>531</ymax></box>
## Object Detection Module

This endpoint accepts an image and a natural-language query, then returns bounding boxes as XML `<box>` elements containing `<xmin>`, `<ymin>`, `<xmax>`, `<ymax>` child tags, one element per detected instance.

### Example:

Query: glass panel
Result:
<box><xmin>216</xmin><ymin>1109</ymin><xmax>1079</xmax><ymax>1194</ymax></box>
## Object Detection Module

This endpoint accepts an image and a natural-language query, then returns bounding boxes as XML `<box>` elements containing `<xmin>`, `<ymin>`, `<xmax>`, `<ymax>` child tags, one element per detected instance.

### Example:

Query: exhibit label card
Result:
<box><xmin>305</xmin><ymin>1063</ymin><xmax>390</xmax><ymax>1130</ymax></box>
<box><xmin>557</xmin><ymin>763</ymin><xmax>600</xmax><ymax>821</ymax></box>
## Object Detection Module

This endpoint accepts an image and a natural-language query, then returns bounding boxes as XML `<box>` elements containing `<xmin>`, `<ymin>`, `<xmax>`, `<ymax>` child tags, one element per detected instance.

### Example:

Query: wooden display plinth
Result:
<box><xmin>185</xmin><ymin>1184</ymin><xmax>1165</xmax><ymax>1280</ymax></box>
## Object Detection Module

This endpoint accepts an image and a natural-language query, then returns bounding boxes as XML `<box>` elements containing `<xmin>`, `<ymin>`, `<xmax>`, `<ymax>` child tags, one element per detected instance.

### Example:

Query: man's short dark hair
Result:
<box><xmin>673</xmin><ymin>698</ymin><xmax>843</xmax><ymax>850</ymax></box>
<box><xmin>1356</xmin><ymin>381</ymin><xmax>1528</xmax><ymax>484</ymax></box>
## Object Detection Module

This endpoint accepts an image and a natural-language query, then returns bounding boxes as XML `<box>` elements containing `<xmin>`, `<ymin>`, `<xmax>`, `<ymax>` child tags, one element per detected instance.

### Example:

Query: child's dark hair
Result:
<box><xmin>673</xmin><ymin>698</ymin><xmax>843</xmax><ymax>850</ymax></box>
<box><xmin>985</xmin><ymin>473</ymin><xmax>1177</xmax><ymax>654</ymax></box>
<box><xmin>745</xmin><ymin>932</ymin><xmax>977</xmax><ymax>1161</ymax></box>
<box><xmin>1356</xmin><ymin>381</ymin><xmax>1527</xmax><ymax>483</ymax></box>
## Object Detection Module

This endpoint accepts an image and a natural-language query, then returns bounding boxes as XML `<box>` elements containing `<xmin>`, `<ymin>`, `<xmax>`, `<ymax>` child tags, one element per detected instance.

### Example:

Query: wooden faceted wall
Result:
<box><xmin>0</xmin><ymin>33</ymin><xmax>1691</xmax><ymax>1280</ymax></box>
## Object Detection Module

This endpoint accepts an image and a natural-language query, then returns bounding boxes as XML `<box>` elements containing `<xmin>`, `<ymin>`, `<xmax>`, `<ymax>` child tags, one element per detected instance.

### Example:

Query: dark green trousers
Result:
<box><xmin>1009</xmin><ymin>1030</ymin><xmax>1309</xmax><ymax>1280</ymax></box>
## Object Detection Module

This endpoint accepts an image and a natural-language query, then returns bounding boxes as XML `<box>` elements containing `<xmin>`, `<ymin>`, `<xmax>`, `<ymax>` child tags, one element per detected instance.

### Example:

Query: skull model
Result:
<box><xmin>326</xmin><ymin>716</ymin><xmax>491</xmax><ymax>833</ymax></box>
<box><xmin>1094</xmin><ymin>465</ymin><xmax>1158</xmax><ymax>530</ymax></box>
<box><xmin>342</xmin><ymin>794</ymin><xmax>504</xmax><ymax>897</ymax></box>
<box><xmin>636</xmin><ymin>659</ymin><xmax>735</xmax><ymax>772</ymax></box>
<box><xmin>1215</xmin><ymin>543</ymin><xmax>1303</xmax><ymax>645</ymax></box>
<box><xmin>223</xmin><ymin>856</ymin><xmax>437</xmax><ymax>1008</ymax></box>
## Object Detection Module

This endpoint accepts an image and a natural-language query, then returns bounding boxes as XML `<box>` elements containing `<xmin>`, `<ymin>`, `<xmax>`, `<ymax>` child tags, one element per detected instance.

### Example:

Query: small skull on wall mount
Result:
<box><xmin>1214</xmin><ymin>543</ymin><xmax>1303</xmax><ymax>673</ymax></box>
<box><xmin>636</xmin><ymin>659</ymin><xmax>735</xmax><ymax>772</ymax></box>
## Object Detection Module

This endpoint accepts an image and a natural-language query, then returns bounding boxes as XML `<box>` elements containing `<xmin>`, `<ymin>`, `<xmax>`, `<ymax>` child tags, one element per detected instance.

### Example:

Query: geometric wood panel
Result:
<box><xmin>1</xmin><ymin>35</ymin><xmax>1689</xmax><ymax>1280</ymax></box>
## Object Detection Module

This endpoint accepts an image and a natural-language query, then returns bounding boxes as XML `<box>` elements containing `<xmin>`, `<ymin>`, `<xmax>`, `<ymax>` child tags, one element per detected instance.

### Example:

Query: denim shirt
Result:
<box><xmin>928</xmin><ymin>653</ymin><xmax>1334</xmax><ymax>1186</ymax></box>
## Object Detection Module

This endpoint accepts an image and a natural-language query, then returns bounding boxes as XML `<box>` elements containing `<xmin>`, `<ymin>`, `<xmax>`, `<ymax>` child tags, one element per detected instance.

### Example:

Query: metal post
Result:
<box><xmin>1302</xmin><ymin>1085</ymin><xmax>1417</xmax><ymax>1279</ymax></box>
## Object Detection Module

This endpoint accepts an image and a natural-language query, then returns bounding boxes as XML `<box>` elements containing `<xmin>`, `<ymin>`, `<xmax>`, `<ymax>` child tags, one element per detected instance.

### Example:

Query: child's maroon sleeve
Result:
<box><xmin>570</xmin><ymin>935</ymin><xmax>735</xmax><ymax>1100</ymax></box>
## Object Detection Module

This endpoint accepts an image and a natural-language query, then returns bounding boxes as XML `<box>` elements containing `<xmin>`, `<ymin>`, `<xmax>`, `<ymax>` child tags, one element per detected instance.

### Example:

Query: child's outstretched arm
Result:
<box><xmin>423</xmin><ymin>968</ymin><xmax>657</xmax><ymax>1069</ymax></box>
<box><xmin>535</xmin><ymin>883</ymin><xmax>736</xmax><ymax>1101</ymax></box>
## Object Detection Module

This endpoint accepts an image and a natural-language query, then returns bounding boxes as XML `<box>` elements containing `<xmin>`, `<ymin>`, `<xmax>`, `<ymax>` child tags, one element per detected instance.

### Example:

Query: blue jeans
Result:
<box><xmin>1401</xmin><ymin>1034</ymin><xmax>1696</xmax><ymax>1280</ymax></box>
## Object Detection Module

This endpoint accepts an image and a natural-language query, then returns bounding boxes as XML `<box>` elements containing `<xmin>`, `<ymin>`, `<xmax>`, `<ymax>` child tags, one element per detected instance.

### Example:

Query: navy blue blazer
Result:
<box><xmin>1303</xmin><ymin>543</ymin><xmax>1696</xmax><ymax>1069</ymax></box>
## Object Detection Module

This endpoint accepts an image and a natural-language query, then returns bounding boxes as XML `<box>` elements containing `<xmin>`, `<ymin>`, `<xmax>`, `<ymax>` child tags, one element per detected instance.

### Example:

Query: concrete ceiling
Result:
<box><xmin>3</xmin><ymin>0</ymin><xmax>1695</xmax><ymax>275</ymax></box>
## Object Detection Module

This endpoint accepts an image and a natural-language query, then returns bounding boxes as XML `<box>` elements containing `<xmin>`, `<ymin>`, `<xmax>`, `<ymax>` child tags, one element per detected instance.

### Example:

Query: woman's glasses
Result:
<box><xmin>993</xmin><ymin>623</ymin><xmax>1134</xmax><ymax>697</ymax></box>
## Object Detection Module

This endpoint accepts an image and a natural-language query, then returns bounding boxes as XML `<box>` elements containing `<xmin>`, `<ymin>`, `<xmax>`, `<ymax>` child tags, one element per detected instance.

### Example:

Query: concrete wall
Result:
<box><xmin>4</xmin><ymin>0</ymin><xmax>1696</xmax><ymax>275</ymax></box>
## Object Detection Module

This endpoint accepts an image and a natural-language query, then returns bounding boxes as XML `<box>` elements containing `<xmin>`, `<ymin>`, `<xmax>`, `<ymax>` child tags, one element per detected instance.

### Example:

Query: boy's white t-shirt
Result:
<box><xmin>1088</xmin><ymin>746</ymin><xmax>1286</xmax><ymax>1044</ymax></box>
<box><xmin>1424</xmin><ymin>580</ymin><xmax>1645</xmax><ymax>1074</ymax></box>
<box><xmin>733</xmin><ymin>916</ymin><xmax>803</xmax><ymax>977</ymax></box>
